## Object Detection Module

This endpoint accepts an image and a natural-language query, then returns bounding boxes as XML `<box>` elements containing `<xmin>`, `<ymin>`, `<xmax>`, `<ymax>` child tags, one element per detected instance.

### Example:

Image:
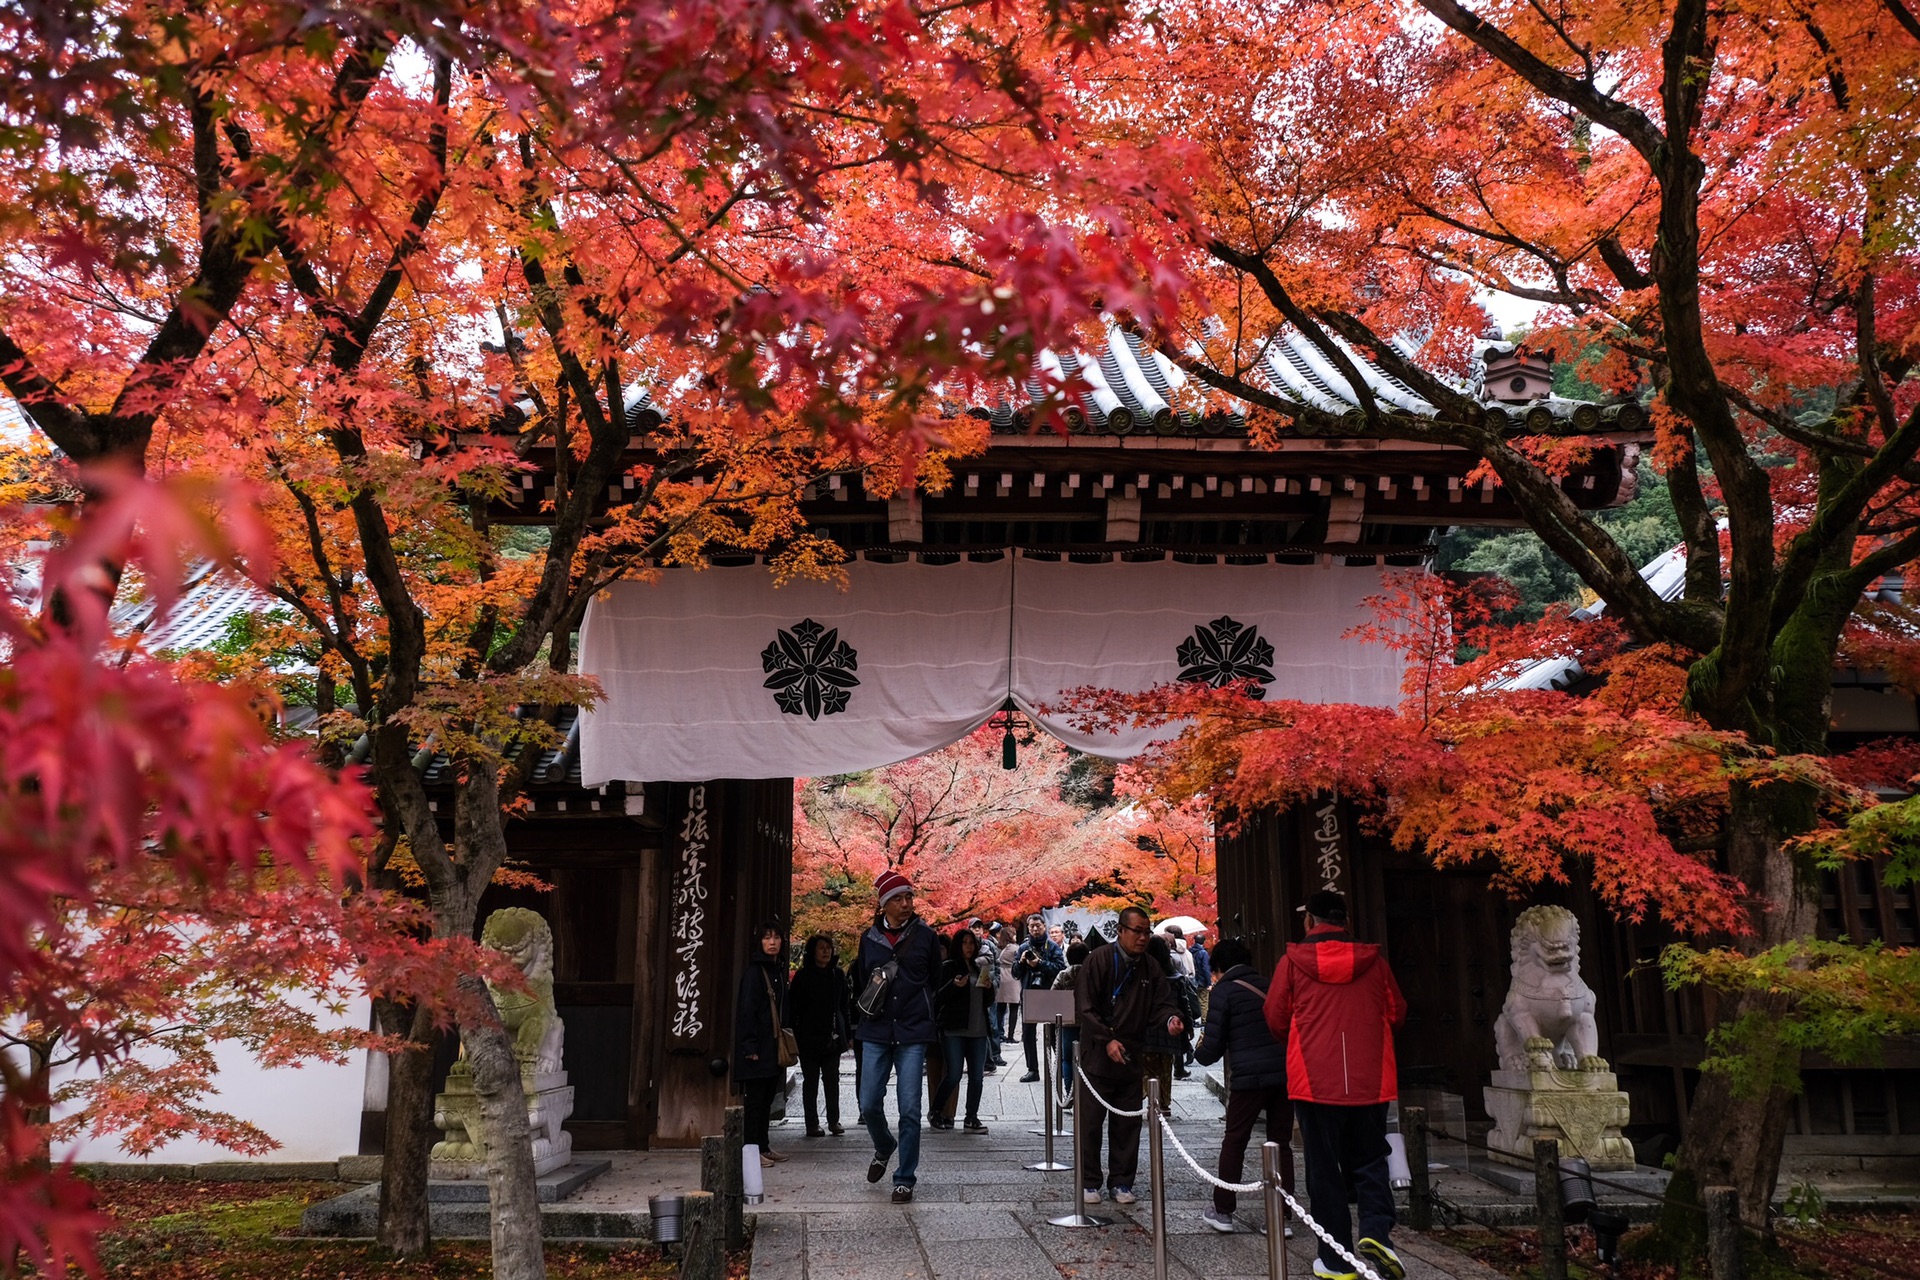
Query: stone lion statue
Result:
<box><xmin>479</xmin><ymin>907</ymin><xmax>565</xmax><ymax>1076</ymax></box>
<box><xmin>1495</xmin><ymin>905</ymin><xmax>1607</xmax><ymax>1073</ymax></box>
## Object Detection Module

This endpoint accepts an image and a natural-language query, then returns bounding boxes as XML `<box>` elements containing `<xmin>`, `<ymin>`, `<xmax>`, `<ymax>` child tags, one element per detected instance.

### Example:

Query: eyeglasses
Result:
<box><xmin>1118</xmin><ymin>923</ymin><xmax>1149</xmax><ymax>937</ymax></box>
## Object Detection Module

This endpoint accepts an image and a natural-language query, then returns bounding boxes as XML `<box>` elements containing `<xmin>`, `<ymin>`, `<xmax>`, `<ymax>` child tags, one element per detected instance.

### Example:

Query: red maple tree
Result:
<box><xmin>0</xmin><ymin>476</ymin><xmax>380</xmax><ymax>1274</ymax></box>
<box><xmin>1</xmin><ymin>3</ymin><xmax>1196</xmax><ymax>1273</ymax></box>
<box><xmin>1049</xmin><ymin>0</ymin><xmax>1920</xmax><ymax>1241</ymax></box>
<box><xmin>792</xmin><ymin>728</ymin><xmax>1214</xmax><ymax>948</ymax></box>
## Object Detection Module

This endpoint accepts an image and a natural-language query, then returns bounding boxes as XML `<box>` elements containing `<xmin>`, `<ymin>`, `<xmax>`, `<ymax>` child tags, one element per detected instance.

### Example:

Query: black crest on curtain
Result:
<box><xmin>762</xmin><ymin>619</ymin><xmax>860</xmax><ymax>719</ymax></box>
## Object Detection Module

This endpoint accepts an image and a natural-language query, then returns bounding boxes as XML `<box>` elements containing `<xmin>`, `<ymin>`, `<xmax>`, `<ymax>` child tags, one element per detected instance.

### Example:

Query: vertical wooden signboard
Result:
<box><xmin>642</xmin><ymin>779</ymin><xmax>795</xmax><ymax>1148</ymax></box>
<box><xmin>648</xmin><ymin>782</ymin><xmax>734</xmax><ymax>1146</ymax></box>
<box><xmin>668</xmin><ymin>784</ymin><xmax>714</xmax><ymax>1048</ymax></box>
<box><xmin>1306</xmin><ymin>791</ymin><xmax>1350</xmax><ymax>900</ymax></box>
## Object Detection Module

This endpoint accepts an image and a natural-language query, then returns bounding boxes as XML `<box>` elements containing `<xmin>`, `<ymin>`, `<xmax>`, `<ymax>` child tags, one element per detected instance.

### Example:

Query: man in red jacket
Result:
<box><xmin>1264</xmin><ymin>891</ymin><xmax>1407</xmax><ymax>1280</ymax></box>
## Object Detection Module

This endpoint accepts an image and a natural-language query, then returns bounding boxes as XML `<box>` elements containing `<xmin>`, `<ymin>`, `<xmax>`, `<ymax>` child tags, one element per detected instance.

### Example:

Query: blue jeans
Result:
<box><xmin>934</xmin><ymin>1034</ymin><xmax>989</xmax><ymax>1123</ymax></box>
<box><xmin>858</xmin><ymin>1040</ymin><xmax>928</xmax><ymax>1187</ymax></box>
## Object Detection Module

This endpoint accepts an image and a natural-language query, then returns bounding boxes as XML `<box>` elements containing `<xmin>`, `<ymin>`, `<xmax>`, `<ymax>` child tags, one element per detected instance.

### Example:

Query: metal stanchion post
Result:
<box><xmin>1147</xmin><ymin>1077</ymin><xmax>1168</xmax><ymax>1280</ymax></box>
<box><xmin>1029</xmin><ymin>1014</ymin><xmax>1068</xmax><ymax>1139</ymax></box>
<box><xmin>1048</xmin><ymin>1068</ymin><xmax>1111</xmax><ymax>1228</ymax></box>
<box><xmin>1027</xmin><ymin>1015</ymin><xmax>1068</xmax><ymax>1171</ymax></box>
<box><xmin>1263</xmin><ymin>1141</ymin><xmax>1288</xmax><ymax>1280</ymax></box>
<box><xmin>1050</xmin><ymin>1014</ymin><xmax>1068</xmax><ymax>1136</ymax></box>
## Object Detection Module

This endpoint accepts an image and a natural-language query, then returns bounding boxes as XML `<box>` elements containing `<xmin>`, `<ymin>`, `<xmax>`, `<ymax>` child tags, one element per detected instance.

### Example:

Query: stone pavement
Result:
<box><xmin>735</xmin><ymin>1053</ymin><xmax>1502</xmax><ymax>1280</ymax></box>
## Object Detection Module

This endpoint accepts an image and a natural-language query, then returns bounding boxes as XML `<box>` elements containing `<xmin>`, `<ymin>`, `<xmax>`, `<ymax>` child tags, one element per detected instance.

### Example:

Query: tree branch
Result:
<box><xmin>1206</xmin><ymin>240</ymin><xmax>1383</xmax><ymax>429</ymax></box>
<box><xmin>1413</xmin><ymin>0</ymin><xmax>1666</xmax><ymax>164</ymax></box>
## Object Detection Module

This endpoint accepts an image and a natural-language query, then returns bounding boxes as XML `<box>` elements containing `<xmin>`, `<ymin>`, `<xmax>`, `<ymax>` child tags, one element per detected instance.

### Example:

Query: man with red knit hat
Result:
<box><xmin>849</xmin><ymin>868</ymin><xmax>944</xmax><ymax>1203</ymax></box>
<box><xmin>1265</xmin><ymin>890</ymin><xmax>1407</xmax><ymax>1280</ymax></box>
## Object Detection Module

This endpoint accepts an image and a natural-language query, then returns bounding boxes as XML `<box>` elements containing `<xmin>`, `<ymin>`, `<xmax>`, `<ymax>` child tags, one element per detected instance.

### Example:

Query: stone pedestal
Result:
<box><xmin>1484</xmin><ymin>1065</ymin><xmax>1634</xmax><ymax>1170</ymax></box>
<box><xmin>430</xmin><ymin>1070</ymin><xmax>576</xmax><ymax>1180</ymax></box>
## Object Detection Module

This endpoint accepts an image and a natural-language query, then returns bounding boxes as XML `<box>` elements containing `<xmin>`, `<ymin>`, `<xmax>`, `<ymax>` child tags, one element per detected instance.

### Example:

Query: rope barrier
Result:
<box><xmin>1074</xmin><ymin>1063</ymin><xmax>1148</xmax><ymax>1118</ymax></box>
<box><xmin>1423</xmin><ymin>1124</ymin><xmax>1710</xmax><ymax>1215</ymax></box>
<box><xmin>1066</xmin><ymin>1070</ymin><xmax>1383</xmax><ymax>1280</ymax></box>
<box><xmin>1153</xmin><ymin>1114</ymin><xmax>1263</xmax><ymax>1194</ymax></box>
<box><xmin>1417</xmin><ymin>1123</ymin><xmax>1920</xmax><ymax>1280</ymax></box>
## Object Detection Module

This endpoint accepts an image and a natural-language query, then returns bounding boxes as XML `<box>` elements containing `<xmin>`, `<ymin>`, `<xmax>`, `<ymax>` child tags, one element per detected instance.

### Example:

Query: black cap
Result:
<box><xmin>1299</xmin><ymin>890</ymin><xmax>1348</xmax><ymax>923</ymax></box>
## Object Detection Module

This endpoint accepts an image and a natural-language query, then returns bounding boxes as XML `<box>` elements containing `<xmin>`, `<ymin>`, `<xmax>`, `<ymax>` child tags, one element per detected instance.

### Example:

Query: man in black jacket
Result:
<box><xmin>1072</xmin><ymin>906</ymin><xmax>1183</xmax><ymax>1205</ymax></box>
<box><xmin>1193</xmin><ymin>937</ymin><xmax>1295</xmax><ymax>1234</ymax></box>
<box><xmin>849</xmin><ymin>869</ymin><xmax>944</xmax><ymax>1203</ymax></box>
<box><xmin>1015</xmin><ymin>913</ymin><xmax>1065</xmax><ymax>1081</ymax></box>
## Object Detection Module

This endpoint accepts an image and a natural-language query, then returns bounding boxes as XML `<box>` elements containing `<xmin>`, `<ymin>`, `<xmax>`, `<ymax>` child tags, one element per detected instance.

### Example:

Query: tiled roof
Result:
<box><xmin>495</xmin><ymin>324</ymin><xmax>1643</xmax><ymax>443</ymax></box>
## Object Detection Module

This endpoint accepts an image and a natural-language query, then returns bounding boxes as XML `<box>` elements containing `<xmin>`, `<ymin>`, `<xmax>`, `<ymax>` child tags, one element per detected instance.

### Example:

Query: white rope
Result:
<box><xmin>1154</xmin><ymin>1114</ymin><xmax>1263</xmax><ymax>1193</ymax></box>
<box><xmin>1074</xmin><ymin>1062</ymin><xmax>1148</xmax><ymax>1118</ymax></box>
<box><xmin>1071</xmin><ymin>1063</ymin><xmax>1386</xmax><ymax>1280</ymax></box>
<box><xmin>1273</xmin><ymin>1182</ymin><xmax>1386</xmax><ymax>1280</ymax></box>
<box><xmin>1152</xmin><ymin>1115</ymin><xmax>1384</xmax><ymax>1280</ymax></box>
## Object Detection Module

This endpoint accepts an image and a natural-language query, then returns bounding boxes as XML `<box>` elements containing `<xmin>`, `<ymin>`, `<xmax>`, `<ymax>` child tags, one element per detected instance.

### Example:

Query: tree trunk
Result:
<box><xmin>1660</xmin><ymin>779</ymin><xmax>1821</xmax><ymax>1247</ymax></box>
<box><xmin>460</xmin><ymin>973</ymin><xmax>547</xmax><ymax>1280</ymax></box>
<box><xmin>375</xmin><ymin>1000</ymin><xmax>438</xmax><ymax>1256</ymax></box>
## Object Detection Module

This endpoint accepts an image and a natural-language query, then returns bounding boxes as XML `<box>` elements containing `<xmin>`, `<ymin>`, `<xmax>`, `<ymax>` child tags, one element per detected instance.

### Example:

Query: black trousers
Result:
<box><xmin>1215</xmin><ymin>1086</ymin><xmax>1295</xmax><ymax>1214</ymax></box>
<box><xmin>1022</xmin><ymin>1017</ymin><xmax>1040</xmax><ymax>1072</ymax></box>
<box><xmin>1077</xmin><ymin>1069</ymin><xmax>1144</xmax><ymax>1190</ymax></box>
<box><xmin>1294</xmin><ymin>1100</ymin><xmax>1394</xmax><ymax>1265</ymax></box>
<box><xmin>799</xmin><ymin>1046</ymin><xmax>840</xmax><ymax>1131</ymax></box>
<box><xmin>741</xmin><ymin>1076</ymin><xmax>780</xmax><ymax>1152</ymax></box>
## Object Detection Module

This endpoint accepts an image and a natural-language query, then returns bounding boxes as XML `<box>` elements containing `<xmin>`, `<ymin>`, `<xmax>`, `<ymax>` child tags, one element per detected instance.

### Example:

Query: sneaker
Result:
<box><xmin>759</xmin><ymin>1153</ymin><xmax>775</xmax><ymax>1168</ymax></box>
<box><xmin>1082</xmin><ymin>1187</ymin><xmax>1104</xmax><ymax>1205</ymax></box>
<box><xmin>764</xmin><ymin>1149</ymin><xmax>790</xmax><ymax>1163</ymax></box>
<box><xmin>1358</xmin><ymin>1238</ymin><xmax>1405</xmax><ymax>1280</ymax></box>
<box><xmin>983</xmin><ymin>1065</ymin><xmax>997</xmax><ymax>1076</ymax></box>
<box><xmin>891</xmin><ymin>1185</ymin><xmax>914</xmax><ymax>1204</ymax></box>
<box><xmin>963</xmin><ymin>1118</ymin><xmax>988</xmax><ymax>1134</ymax></box>
<box><xmin>1313</xmin><ymin>1263</ymin><xmax>1358</xmax><ymax>1280</ymax></box>
<box><xmin>804</xmin><ymin>1128</ymin><xmax>826</xmax><ymax>1138</ymax></box>
<box><xmin>1199</xmin><ymin>1209</ymin><xmax>1235</xmax><ymax>1233</ymax></box>
<box><xmin>1019</xmin><ymin>1072</ymin><xmax>1040</xmax><ymax>1083</ymax></box>
<box><xmin>1111</xmin><ymin>1186</ymin><xmax>1138</xmax><ymax>1205</ymax></box>
<box><xmin>828</xmin><ymin>1123</ymin><xmax>845</xmax><ymax>1135</ymax></box>
<box><xmin>867</xmin><ymin>1152</ymin><xmax>891</xmax><ymax>1184</ymax></box>
<box><xmin>1255</xmin><ymin>1221</ymin><xmax>1295</xmax><ymax>1239</ymax></box>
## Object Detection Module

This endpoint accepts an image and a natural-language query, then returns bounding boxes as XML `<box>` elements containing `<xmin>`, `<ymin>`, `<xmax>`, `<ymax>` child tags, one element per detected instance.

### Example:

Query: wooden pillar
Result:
<box><xmin>631</xmin><ymin>830</ymin><xmax>666</xmax><ymax>1147</ymax></box>
<box><xmin>1533</xmin><ymin>1137</ymin><xmax>1567</xmax><ymax>1280</ymax></box>
<box><xmin>647</xmin><ymin>779</ymin><xmax>794</xmax><ymax>1147</ymax></box>
<box><xmin>677</xmin><ymin>1191</ymin><xmax>723</xmax><ymax>1280</ymax></box>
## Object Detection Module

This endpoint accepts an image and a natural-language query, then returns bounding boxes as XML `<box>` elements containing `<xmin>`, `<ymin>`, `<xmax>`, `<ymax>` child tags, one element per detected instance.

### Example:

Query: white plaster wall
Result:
<box><xmin>52</xmin><ymin>995</ymin><xmax>370</xmax><ymax>1165</ymax></box>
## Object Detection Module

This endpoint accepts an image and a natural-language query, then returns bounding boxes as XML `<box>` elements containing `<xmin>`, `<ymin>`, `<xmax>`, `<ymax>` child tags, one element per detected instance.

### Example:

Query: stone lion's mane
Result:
<box><xmin>482</xmin><ymin>906</ymin><xmax>555</xmax><ymax>982</ymax></box>
<box><xmin>1509</xmin><ymin>904</ymin><xmax>1579</xmax><ymax>975</ymax></box>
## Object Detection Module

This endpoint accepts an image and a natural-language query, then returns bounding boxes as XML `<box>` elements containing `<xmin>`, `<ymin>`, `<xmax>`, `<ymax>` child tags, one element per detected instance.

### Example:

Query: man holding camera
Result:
<box><xmin>1072</xmin><ymin>905</ymin><xmax>1184</xmax><ymax>1205</ymax></box>
<box><xmin>1014</xmin><ymin>913</ymin><xmax>1065</xmax><ymax>1081</ymax></box>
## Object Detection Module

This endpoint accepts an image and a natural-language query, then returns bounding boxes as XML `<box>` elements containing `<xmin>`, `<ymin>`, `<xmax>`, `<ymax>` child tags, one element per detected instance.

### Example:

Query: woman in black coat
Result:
<box><xmin>733</xmin><ymin>920</ymin><xmax>790</xmax><ymax>1165</ymax></box>
<box><xmin>1192</xmin><ymin>937</ymin><xmax>1295</xmax><ymax>1231</ymax></box>
<box><xmin>787</xmin><ymin>933</ymin><xmax>852</xmax><ymax>1136</ymax></box>
<box><xmin>930</xmin><ymin>927</ymin><xmax>994</xmax><ymax>1133</ymax></box>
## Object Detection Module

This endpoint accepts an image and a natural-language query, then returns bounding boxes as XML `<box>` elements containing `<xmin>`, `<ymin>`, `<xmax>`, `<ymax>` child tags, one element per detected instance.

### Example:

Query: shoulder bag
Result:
<box><xmin>762</xmin><ymin>970</ymin><xmax>800</xmax><ymax>1068</ymax></box>
<box><xmin>855</xmin><ymin>956</ymin><xmax>899</xmax><ymax>1020</ymax></box>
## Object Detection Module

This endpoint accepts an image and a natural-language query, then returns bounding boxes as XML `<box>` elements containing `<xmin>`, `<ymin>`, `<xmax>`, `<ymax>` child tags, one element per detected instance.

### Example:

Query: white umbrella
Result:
<box><xmin>1154</xmin><ymin>914</ymin><xmax>1208</xmax><ymax>937</ymax></box>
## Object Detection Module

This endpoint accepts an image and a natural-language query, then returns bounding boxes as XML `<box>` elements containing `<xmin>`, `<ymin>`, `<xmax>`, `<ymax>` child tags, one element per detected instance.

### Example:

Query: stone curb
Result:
<box><xmin>300</xmin><ymin>1182</ymin><xmax>657</xmax><ymax>1240</ymax></box>
<box><xmin>78</xmin><ymin>1161</ymin><xmax>343</xmax><ymax>1183</ymax></box>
